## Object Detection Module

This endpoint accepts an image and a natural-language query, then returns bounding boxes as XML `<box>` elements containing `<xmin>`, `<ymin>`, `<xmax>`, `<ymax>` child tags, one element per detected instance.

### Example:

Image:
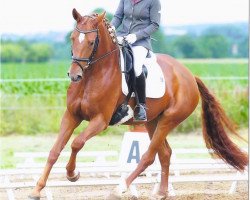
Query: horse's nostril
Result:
<box><xmin>76</xmin><ymin>75</ymin><xmax>82</xmax><ymax>81</ymax></box>
<box><xmin>70</xmin><ymin>75</ymin><xmax>82</xmax><ymax>82</ymax></box>
<box><xmin>67</xmin><ymin>72</ymin><xmax>70</xmax><ymax>77</ymax></box>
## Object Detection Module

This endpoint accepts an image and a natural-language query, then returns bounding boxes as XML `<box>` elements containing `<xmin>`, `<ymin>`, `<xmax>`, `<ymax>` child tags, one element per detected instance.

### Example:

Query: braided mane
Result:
<box><xmin>91</xmin><ymin>13</ymin><xmax>117</xmax><ymax>43</ymax></box>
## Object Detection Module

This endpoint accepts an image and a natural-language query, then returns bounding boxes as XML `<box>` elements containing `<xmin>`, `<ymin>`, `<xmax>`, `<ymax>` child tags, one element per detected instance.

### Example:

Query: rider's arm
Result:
<box><xmin>135</xmin><ymin>0</ymin><xmax>161</xmax><ymax>40</ymax></box>
<box><xmin>111</xmin><ymin>0</ymin><xmax>124</xmax><ymax>29</ymax></box>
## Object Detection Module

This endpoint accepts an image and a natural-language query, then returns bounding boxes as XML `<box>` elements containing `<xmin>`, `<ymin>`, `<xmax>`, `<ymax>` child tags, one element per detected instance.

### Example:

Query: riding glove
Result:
<box><xmin>117</xmin><ymin>36</ymin><xmax>124</xmax><ymax>45</ymax></box>
<box><xmin>125</xmin><ymin>34</ymin><xmax>137</xmax><ymax>44</ymax></box>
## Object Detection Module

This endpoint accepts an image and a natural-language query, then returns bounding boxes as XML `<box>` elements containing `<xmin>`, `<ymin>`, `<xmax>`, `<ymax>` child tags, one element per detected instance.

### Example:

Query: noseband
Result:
<box><xmin>71</xmin><ymin>26</ymin><xmax>99</xmax><ymax>71</ymax></box>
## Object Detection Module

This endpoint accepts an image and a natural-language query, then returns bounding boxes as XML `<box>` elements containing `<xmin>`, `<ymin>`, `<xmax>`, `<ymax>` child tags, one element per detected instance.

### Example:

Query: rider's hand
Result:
<box><xmin>125</xmin><ymin>34</ymin><xmax>137</xmax><ymax>44</ymax></box>
<box><xmin>117</xmin><ymin>36</ymin><xmax>124</xmax><ymax>45</ymax></box>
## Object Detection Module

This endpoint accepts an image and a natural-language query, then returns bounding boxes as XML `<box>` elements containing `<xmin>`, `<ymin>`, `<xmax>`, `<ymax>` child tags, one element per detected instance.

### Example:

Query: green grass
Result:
<box><xmin>1</xmin><ymin>59</ymin><xmax>248</xmax><ymax>79</ymax></box>
<box><xmin>1</xmin><ymin>59</ymin><xmax>247</xmax><ymax>95</ymax></box>
<box><xmin>0</xmin><ymin>59</ymin><xmax>248</xmax><ymax>135</ymax></box>
<box><xmin>0</xmin><ymin>129</ymin><xmax>247</xmax><ymax>169</ymax></box>
<box><xmin>1</xmin><ymin>59</ymin><xmax>248</xmax><ymax>95</ymax></box>
<box><xmin>184</xmin><ymin>61</ymin><xmax>248</xmax><ymax>77</ymax></box>
<box><xmin>1</xmin><ymin>60</ymin><xmax>70</xmax><ymax>79</ymax></box>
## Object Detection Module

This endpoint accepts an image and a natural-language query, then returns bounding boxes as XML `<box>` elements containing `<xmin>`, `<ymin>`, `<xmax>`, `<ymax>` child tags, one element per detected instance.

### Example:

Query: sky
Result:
<box><xmin>1</xmin><ymin>0</ymin><xmax>249</xmax><ymax>35</ymax></box>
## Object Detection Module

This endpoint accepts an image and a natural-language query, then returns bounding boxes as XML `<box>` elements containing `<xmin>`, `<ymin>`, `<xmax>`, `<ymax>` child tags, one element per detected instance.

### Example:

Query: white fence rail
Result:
<box><xmin>0</xmin><ymin>76</ymin><xmax>248</xmax><ymax>83</ymax></box>
<box><xmin>0</xmin><ymin>149</ymin><xmax>248</xmax><ymax>200</ymax></box>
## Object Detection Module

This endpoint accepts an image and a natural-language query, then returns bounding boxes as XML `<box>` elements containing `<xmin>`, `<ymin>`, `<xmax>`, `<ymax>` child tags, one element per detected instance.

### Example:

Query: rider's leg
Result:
<box><xmin>132</xmin><ymin>45</ymin><xmax>148</xmax><ymax>121</ymax></box>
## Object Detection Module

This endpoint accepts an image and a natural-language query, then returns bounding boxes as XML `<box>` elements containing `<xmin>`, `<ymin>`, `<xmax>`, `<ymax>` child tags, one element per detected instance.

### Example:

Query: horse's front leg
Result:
<box><xmin>66</xmin><ymin>114</ymin><xmax>108</xmax><ymax>181</ymax></box>
<box><xmin>29</xmin><ymin>110</ymin><xmax>81</xmax><ymax>199</ymax></box>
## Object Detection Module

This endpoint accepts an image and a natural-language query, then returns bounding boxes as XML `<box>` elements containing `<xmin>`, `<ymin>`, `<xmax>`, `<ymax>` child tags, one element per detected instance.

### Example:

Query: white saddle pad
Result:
<box><xmin>121</xmin><ymin>49</ymin><xmax>165</xmax><ymax>98</ymax></box>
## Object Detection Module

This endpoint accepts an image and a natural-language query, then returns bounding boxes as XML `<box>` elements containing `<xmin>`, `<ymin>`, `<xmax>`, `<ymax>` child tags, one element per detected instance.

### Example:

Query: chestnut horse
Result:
<box><xmin>30</xmin><ymin>9</ymin><xmax>248</xmax><ymax>199</ymax></box>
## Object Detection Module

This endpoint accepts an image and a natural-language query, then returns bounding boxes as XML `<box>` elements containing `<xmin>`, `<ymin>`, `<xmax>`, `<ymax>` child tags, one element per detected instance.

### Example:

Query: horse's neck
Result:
<box><xmin>67</xmin><ymin>24</ymin><xmax>121</xmax><ymax>107</ymax></box>
<box><xmin>96</xmin><ymin>24</ymin><xmax>117</xmax><ymax>57</ymax></box>
<box><xmin>89</xmin><ymin>24</ymin><xmax>120</xmax><ymax>78</ymax></box>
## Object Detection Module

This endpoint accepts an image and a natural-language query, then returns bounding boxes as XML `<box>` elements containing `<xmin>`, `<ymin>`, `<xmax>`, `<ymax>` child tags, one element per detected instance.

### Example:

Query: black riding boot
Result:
<box><xmin>134</xmin><ymin>73</ymin><xmax>147</xmax><ymax>122</ymax></box>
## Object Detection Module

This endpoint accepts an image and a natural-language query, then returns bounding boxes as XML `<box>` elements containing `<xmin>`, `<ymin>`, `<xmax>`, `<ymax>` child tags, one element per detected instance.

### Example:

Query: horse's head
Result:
<box><xmin>68</xmin><ymin>8</ymin><xmax>106</xmax><ymax>82</ymax></box>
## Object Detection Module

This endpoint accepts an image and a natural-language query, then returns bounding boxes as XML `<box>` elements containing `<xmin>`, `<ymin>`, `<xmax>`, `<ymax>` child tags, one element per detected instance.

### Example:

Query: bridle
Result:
<box><xmin>71</xmin><ymin>26</ymin><xmax>99</xmax><ymax>71</ymax></box>
<box><xmin>71</xmin><ymin>16</ymin><xmax>119</xmax><ymax>72</ymax></box>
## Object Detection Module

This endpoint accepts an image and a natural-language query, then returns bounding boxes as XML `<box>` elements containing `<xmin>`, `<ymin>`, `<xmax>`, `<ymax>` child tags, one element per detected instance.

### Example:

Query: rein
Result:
<box><xmin>72</xmin><ymin>25</ymin><xmax>118</xmax><ymax>72</ymax></box>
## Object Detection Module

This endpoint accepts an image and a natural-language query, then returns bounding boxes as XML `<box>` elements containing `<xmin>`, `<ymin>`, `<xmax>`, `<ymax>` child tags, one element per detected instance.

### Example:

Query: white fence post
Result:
<box><xmin>4</xmin><ymin>176</ymin><xmax>15</xmax><ymax>200</ymax></box>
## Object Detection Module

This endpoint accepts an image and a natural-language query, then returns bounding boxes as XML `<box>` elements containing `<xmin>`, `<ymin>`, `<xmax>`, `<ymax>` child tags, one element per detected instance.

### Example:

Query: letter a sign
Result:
<box><xmin>119</xmin><ymin>132</ymin><xmax>153</xmax><ymax>167</ymax></box>
<box><xmin>127</xmin><ymin>140</ymin><xmax>140</xmax><ymax>163</ymax></box>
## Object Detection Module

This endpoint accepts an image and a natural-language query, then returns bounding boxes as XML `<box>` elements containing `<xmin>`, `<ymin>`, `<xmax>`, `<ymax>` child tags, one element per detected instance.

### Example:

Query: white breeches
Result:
<box><xmin>131</xmin><ymin>46</ymin><xmax>148</xmax><ymax>77</ymax></box>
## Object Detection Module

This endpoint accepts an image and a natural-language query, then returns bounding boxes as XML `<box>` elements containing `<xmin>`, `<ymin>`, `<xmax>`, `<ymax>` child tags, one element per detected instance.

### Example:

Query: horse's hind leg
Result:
<box><xmin>29</xmin><ymin>110</ymin><xmax>80</xmax><ymax>199</ymax></box>
<box><xmin>125</xmin><ymin>105</ymin><xmax>192</xmax><ymax>197</ymax></box>
<box><xmin>155</xmin><ymin>141</ymin><xmax>172</xmax><ymax>197</ymax></box>
<box><xmin>145</xmin><ymin>119</ymin><xmax>172</xmax><ymax>197</ymax></box>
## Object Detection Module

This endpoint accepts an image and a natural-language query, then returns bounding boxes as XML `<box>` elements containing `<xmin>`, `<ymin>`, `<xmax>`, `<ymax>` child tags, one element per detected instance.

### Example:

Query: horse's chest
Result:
<box><xmin>66</xmin><ymin>98</ymin><xmax>89</xmax><ymax>119</ymax></box>
<box><xmin>80</xmin><ymin>99</ymin><xmax>90</xmax><ymax>115</ymax></box>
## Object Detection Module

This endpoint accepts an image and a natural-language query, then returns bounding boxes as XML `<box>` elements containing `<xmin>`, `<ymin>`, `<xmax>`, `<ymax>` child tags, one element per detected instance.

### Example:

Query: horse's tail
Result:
<box><xmin>195</xmin><ymin>76</ymin><xmax>248</xmax><ymax>171</ymax></box>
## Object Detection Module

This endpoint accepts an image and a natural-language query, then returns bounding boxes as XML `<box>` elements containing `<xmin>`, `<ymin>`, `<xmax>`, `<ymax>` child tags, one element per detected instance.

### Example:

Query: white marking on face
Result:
<box><xmin>79</xmin><ymin>33</ymin><xmax>85</xmax><ymax>43</ymax></box>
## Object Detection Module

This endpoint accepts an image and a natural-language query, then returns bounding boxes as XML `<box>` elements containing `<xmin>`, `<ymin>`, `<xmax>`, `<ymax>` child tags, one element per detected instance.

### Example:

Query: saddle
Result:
<box><xmin>109</xmin><ymin>41</ymin><xmax>165</xmax><ymax>125</ymax></box>
<box><xmin>121</xmin><ymin>41</ymin><xmax>148</xmax><ymax>95</ymax></box>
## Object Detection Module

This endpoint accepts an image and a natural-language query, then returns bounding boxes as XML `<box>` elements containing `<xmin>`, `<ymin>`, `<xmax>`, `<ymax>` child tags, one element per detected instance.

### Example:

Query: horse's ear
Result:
<box><xmin>97</xmin><ymin>12</ymin><xmax>106</xmax><ymax>24</ymax></box>
<box><xmin>72</xmin><ymin>8</ymin><xmax>81</xmax><ymax>22</ymax></box>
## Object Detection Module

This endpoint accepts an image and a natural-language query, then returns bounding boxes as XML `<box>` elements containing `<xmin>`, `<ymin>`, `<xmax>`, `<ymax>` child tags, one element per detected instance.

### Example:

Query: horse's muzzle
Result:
<box><xmin>67</xmin><ymin>73</ymin><xmax>82</xmax><ymax>82</ymax></box>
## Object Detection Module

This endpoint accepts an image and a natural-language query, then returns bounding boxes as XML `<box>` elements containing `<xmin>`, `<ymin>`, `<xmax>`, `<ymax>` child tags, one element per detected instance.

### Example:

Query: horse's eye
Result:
<box><xmin>89</xmin><ymin>41</ymin><xmax>94</xmax><ymax>46</ymax></box>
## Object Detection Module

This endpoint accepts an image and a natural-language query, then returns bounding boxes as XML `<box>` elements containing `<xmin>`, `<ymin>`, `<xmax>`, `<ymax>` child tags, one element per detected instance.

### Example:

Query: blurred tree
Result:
<box><xmin>238</xmin><ymin>36</ymin><xmax>248</xmax><ymax>58</ymax></box>
<box><xmin>1</xmin><ymin>43</ymin><xmax>25</xmax><ymax>62</ymax></box>
<box><xmin>198</xmin><ymin>34</ymin><xmax>230</xmax><ymax>58</ymax></box>
<box><xmin>52</xmin><ymin>42</ymin><xmax>71</xmax><ymax>60</ymax></box>
<box><xmin>26</xmin><ymin>43</ymin><xmax>53</xmax><ymax>62</ymax></box>
<box><xmin>202</xmin><ymin>25</ymin><xmax>247</xmax><ymax>58</ymax></box>
<box><xmin>174</xmin><ymin>35</ymin><xmax>199</xmax><ymax>58</ymax></box>
<box><xmin>17</xmin><ymin>39</ymin><xmax>30</xmax><ymax>62</ymax></box>
<box><xmin>203</xmin><ymin>25</ymin><xmax>246</xmax><ymax>43</ymax></box>
<box><xmin>65</xmin><ymin>32</ymin><xmax>71</xmax><ymax>45</ymax></box>
<box><xmin>1</xmin><ymin>41</ymin><xmax>53</xmax><ymax>63</ymax></box>
<box><xmin>151</xmin><ymin>27</ymin><xmax>168</xmax><ymax>54</ymax></box>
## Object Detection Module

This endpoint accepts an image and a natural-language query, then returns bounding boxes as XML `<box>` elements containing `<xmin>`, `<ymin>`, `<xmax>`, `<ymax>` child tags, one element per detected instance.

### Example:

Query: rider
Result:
<box><xmin>111</xmin><ymin>0</ymin><xmax>161</xmax><ymax>122</ymax></box>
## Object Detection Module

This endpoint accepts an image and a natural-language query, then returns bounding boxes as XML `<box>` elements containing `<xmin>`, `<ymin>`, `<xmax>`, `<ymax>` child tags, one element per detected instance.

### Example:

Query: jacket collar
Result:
<box><xmin>131</xmin><ymin>0</ymin><xmax>143</xmax><ymax>5</ymax></box>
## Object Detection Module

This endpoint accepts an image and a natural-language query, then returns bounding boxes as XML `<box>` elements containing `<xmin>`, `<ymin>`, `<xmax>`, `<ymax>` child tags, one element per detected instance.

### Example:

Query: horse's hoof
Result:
<box><xmin>105</xmin><ymin>192</ymin><xmax>122</xmax><ymax>200</ymax></box>
<box><xmin>105</xmin><ymin>180</ymin><xmax>128</xmax><ymax>200</ymax></box>
<box><xmin>131</xmin><ymin>195</ymin><xmax>138</xmax><ymax>200</ymax></box>
<box><xmin>150</xmin><ymin>193</ymin><xmax>174</xmax><ymax>200</ymax></box>
<box><xmin>28</xmin><ymin>195</ymin><xmax>40</xmax><ymax>200</ymax></box>
<box><xmin>151</xmin><ymin>183</ymin><xmax>171</xmax><ymax>200</ymax></box>
<box><xmin>66</xmin><ymin>170</ymin><xmax>80</xmax><ymax>182</ymax></box>
<box><xmin>149</xmin><ymin>194</ymin><xmax>167</xmax><ymax>200</ymax></box>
